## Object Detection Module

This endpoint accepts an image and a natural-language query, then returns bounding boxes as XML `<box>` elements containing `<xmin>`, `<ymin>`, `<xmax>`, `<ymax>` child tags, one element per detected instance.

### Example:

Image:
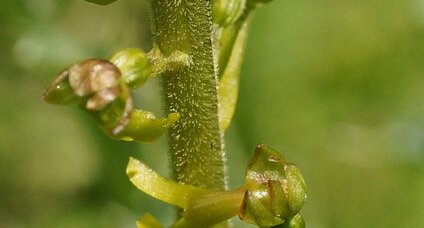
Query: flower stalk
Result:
<box><xmin>150</xmin><ymin>0</ymin><xmax>226</xmax><ymax>190</ymax></box>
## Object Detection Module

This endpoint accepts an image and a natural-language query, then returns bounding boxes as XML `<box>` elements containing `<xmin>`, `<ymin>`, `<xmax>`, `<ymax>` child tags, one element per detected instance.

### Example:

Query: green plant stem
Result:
<box><xmin>150</xmin><ymin>1</ymin><xmax>226</xmax><ymax>192</ymax></box>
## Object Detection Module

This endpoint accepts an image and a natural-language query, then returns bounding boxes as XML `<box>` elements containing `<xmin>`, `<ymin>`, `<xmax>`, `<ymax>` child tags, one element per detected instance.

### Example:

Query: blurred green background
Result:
<box><xmin>1</xmin><ymin>0</ymin><xmax>423</xmax><ymax>227</ymax></box>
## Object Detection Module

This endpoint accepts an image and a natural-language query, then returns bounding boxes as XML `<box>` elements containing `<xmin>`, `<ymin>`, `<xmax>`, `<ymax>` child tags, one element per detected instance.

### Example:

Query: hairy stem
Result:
<box><xmin>151</xmin><ymin>1</ymin><xmax>226</xmax><ymax>191</ymax></box>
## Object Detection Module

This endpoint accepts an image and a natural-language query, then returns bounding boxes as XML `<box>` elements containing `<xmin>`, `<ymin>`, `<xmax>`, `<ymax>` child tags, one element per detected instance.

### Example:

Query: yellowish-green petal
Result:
<box><xmin>116</xmin><ymin>111</ymin><xmax>180</xmax><ymax>143</ymax></box>
<box><xmin>126</xmin><ymin>157</ymin><xmax>208</xmax><ymax>209</ymax></box>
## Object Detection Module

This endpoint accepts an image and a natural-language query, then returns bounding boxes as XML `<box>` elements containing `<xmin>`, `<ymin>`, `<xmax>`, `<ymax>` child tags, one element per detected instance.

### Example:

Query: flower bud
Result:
<box><xmin>238</xmin><ymin>144</ymin><xmax>307</xmax><ymax>227</ymax></box>
<box><xmin>110</xmin><ymin>48</ymin><xmax>152</xmax><ymax>89</ymax></box>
